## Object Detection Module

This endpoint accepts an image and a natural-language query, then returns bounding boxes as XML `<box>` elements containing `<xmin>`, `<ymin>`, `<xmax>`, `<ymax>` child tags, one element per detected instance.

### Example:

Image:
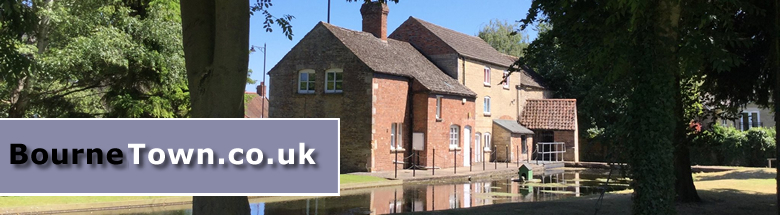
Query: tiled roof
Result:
<box><xmin>321</xmin><ymin>22</ymin><xmax>476</xmax><ymax>97</ymax></box>
<box><xmin>408</xmin><ymin>17</ymin><xmax>516</xmax><ymax>67</ymax></box>
<box><xmin>520</xmin><ymin>99</ymin><xmax>577</xmax><ymax>130</ymax></box>
<box><xmin>493</xmin><ymin>119</ymin><xmax>534</xmax><ymax>134</ymax></box>
<box><xmin>502</xmin><ymin>54</ymin><xmax>546</xmax><ymax>89</ymax></box>
<box><xmin>244</xmin><ymin>92</ymin><xmax>268</xmax><ymax>118</ymax></box>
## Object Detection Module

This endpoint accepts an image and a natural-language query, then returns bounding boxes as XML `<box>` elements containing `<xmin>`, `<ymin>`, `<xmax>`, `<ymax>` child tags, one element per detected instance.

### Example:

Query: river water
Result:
<box><xmin>61</xmin><ymin>169</ymin><xmax>629</xmax><ymax>215</ymax></box>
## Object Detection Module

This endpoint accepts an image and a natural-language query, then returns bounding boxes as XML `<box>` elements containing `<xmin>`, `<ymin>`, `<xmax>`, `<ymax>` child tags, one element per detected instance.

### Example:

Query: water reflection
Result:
<box><xmin>92</xmin><ymin>170</ymin><xmax>629</xmax><ymax>215</ymax></box>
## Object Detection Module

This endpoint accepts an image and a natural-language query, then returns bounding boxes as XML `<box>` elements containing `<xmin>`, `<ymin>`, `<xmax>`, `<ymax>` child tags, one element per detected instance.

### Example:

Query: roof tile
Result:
<box><xmin>520</xmin><ymin>99</ymin><xmax>577</xmax><ymax>130</ymax></box>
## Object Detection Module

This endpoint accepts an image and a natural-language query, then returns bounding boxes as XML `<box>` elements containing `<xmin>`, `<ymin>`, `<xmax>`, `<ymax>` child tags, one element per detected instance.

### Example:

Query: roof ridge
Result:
<box><xmin>410</xmin><ymin>17</ymin><xmax>483</xmax><ymax>40</ymax></box>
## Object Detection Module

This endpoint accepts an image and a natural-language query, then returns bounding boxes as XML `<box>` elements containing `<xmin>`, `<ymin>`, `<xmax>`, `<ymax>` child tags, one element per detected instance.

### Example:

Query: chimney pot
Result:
<box><xmin>360</xmin><ymin>2</ymin><xmax>389</xmax><ymax>40</ymax></box>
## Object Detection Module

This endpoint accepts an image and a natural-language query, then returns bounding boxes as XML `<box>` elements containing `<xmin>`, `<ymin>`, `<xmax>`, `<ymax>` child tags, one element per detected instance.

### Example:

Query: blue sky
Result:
<box><xmin>246</xmin><ymin>0</ymin><xmax>537</xmax><ymax>92</ymax></box>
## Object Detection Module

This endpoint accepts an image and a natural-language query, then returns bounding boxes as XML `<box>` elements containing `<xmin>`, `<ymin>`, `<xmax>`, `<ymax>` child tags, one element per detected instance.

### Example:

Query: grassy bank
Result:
<box><xmin>0</xmin><ymin>174</ymin><xmax>387</xmax><ymax>209</ymax></box>
<box><xmin>403</xmin><ymin>168</ymin><xmax>777</xmax><ymax>215</ymax></box>
<box><xmin>340</xmin><ymin>174</ymin><xmax>387</xmax><ymax>184</ymax></box>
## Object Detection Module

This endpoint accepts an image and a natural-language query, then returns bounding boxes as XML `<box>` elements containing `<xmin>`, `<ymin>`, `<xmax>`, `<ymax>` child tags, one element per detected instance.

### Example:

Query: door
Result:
<box><xmin>463</xmin><ymin>126</ymin><xmax>471</xmax><ymax>166</ymax></box>
<box><xmin>474</xmin><ymin>133</ymin><xmax>482</xmax><ymax>162</ymax></box>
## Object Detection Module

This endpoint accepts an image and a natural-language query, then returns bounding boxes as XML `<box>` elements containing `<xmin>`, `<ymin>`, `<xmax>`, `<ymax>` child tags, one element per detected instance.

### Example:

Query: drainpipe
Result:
<box><xmin>461</xmin><ymin>55</ymin><xmax>466</xmax><ymax>86</ymax></box>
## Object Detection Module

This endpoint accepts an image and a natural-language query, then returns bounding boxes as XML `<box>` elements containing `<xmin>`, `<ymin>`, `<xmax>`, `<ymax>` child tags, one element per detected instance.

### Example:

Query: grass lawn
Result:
<box><xmin>402</xmin><ymin>168</ymin><xmax>777</xmax><ymax>215</ymax></box>
<box><xmin>340</xmin><ymin>174</ymin><xmax>387</xmax><ymax>184</ymax></box>
<box><xmin>0</xmin><ymin>196</ymin><xmax>176</xmax><ymax>208</ymax></box>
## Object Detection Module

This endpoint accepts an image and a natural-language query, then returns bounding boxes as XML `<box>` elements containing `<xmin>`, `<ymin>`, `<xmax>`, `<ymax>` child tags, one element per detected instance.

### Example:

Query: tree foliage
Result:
<box><xmin>478</xmin><ymin>19</ymin><xmax>529</xmax><ymax>57</ymax></box>
<box><xmin>518</xmin><ymin>0</ymin><xmax>776</xmax><ymax>213</ymax></box>
<box><xmin>0</xmin><ymin>0</ymin><xmax>189</xmax><ymax>118</ymax></box>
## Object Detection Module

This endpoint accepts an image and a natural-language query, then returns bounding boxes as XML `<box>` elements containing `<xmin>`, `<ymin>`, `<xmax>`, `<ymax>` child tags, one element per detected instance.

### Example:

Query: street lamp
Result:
<box><xmin>250</xmin><ymin>43</ymin><xmax>267</xmax><ymax>118</ymax></box>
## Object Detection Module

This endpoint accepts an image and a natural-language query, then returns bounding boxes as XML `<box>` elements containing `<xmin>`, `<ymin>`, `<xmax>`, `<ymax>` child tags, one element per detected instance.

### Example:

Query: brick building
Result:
<box><xmin>244</xmin><ymin>82</ymin><xmax>269</xmax><ymax>118</ymax></box>
<box><xmin>269</xmin><ymin>2</ymin><xmax>579</xmax><ymax>173</ymax></box>
<box><xmin>269</xmin><ymin>3</ymin><xmax>476</xmax><ymax>173</ymax></box>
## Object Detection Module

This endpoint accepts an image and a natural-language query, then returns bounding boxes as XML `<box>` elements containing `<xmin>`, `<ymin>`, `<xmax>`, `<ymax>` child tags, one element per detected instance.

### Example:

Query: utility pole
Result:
<box><xmin>262</xmin><ymin>43</ymin><xmax>266</xmax><ymax>118</ymax></box>
<box><xmin>327</xmin><ymin>0</ymin><xmax>331</xmax><ymax>23</ymax></box>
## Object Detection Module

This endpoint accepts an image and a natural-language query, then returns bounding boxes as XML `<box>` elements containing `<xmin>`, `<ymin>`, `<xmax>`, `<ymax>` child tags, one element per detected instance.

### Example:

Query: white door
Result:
<box><xmin>474</xmin><ymin>134</ymin><xmax>482</xmax><ymax>162</ymax></box>
<box><xmin>463</xmin><ymin>126</ymin><xmax>471</xmax><ymax>166</ymax></box>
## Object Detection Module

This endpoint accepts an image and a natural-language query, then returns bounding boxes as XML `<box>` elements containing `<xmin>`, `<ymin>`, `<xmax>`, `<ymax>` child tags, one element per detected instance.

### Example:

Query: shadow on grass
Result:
<box><xmin>696</xmin><ymin>169</ymin><xmax>776</xmax><ymax>181</ymax></box>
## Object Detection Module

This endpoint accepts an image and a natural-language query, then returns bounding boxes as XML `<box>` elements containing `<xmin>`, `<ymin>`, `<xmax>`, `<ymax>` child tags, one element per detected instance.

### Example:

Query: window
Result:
<box><xmin>298</xmin><ymin>69</ymin><xmax>315</xmax><ymax>94</ymax></box>
<box><xmin>484</xmin><ymin>133</ymin><xmax>491</xmax><ymax>151</ymax></box>
<box><xmin>483</xmin><ymin>96</ymin><xmax>491</xmax><ymax>115</ymax></box>
<box><xmin>739</xmin><ymin>111</ymin><xmax>761</xmax><ymax>131</ymax></box>
<box><xmin>483</xmin><ymin>67</ymin><xmax>491</xmax><ymax>86</ymax></box>
<box><xmin>436</xmin><ymin>95</ymin><xmax>443</xmax><ymax>120</ymax></box>
<box><xmin>502</xmin><ymin>71</ymin><xmax>510</xmax><ymax>89</ymax></box>
<box><xmin>391</xmin><ymin>123</ymin><xmax>396</xmax><ymax>149</ymax></box>
<box><xmin>450</xmin><ymin>125</ymin><xmax>460</xmax><ymax>149</ymax></box>
<box><xmin>521</xmin><ymin>135</ymin><xmax>527</xmax><ymax>153</ymax></box>
<box><xmin>325</xmin><ymin>68</ymin><xmax>343</xmax><ymax>93</ymax></box>
<box><xmin>391</xmin><ymin>123</ymin><xmax>403</xmax><ymax>150</ymax></box>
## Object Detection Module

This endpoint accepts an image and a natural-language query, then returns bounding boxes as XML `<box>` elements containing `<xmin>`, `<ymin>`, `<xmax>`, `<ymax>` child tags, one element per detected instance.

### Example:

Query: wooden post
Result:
<box><xmin>517</xmin><ymin>145</ymin><xmax>520</xmax><ymax>167</ymax></box>
<box><xmin>412</xmin><ymin>151</ymin><xmax>416</xmax><ymax>177</ymax></box>
<box><xmin>433</xmin><ymin>148</ymin><xmax>435</xmax><ymax>176</ymax></box>
<box><xmin>494</xmin><ymin>146</ymin><xmax>497</xmax><ymax>170</ymax></box>
<box><xmin>483</xmin><ymin>150</ymin><xmax>486</xmax><ymax>171</ymax></box>
<box><xmin>470</xmin><ymin>147</ymin><xmax>473</xmax><ymax>172</ymax></box>
<box><xmin>506</xmin><ymin>145</ymin><xmax>509</xmax><ymax>168</ymax></box>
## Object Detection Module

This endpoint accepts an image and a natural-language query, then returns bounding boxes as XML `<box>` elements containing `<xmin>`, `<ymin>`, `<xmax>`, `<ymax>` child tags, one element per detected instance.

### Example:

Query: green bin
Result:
<box><xmin>518</xmin><ymin>164</ymin><xmax>533</xmax><ymax>181</ymax></box>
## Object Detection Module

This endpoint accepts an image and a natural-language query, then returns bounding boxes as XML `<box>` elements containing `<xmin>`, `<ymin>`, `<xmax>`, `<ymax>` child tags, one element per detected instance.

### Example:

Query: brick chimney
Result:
<box><xmin>257</xmin><ymin>82</ymin><xmax>266</xmax><ymax>98</ymax></box>
<box><xmin>360</xmin><ymin>2</ymin><xmax>389</xmax><ymax>40</ymax></box>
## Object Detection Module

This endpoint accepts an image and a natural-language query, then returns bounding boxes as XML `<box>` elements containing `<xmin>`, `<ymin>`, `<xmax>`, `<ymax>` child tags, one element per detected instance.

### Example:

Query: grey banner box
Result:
<box><xmin>0</xmin><ymin>119</ymin><xmax>340</xmax><ymax>196</ymax></box>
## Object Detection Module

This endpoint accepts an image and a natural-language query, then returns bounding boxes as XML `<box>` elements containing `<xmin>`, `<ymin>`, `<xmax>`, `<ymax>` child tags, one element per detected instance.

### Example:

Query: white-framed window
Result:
<box><xmin>298</xmin><ymin>69</ymin><xmax>315</xmax><ymax>94</ymax></box>
<box><xmin>450</xmin><ymin>125</ymin><xmax>460</xmax><ymax>149</ymax></box>
<box><xmin>391</xmin><ymin>122</ymin><xmax>403</xmax><ymax>150</ymax></box>
<box><xmin>483</xmin><ymin>67</ymin><xmax>491</xmax><ymax>86</ymax></box>
<box><xmin>739</xmin><ymin>111</ymin><xmax>761</xmax><ymax>131</ymax></box>
<box><xmin>483</xmin><ymin>96</ymin><xmax>491</xmax><ymax>115</ymax></box>
<box><xmin>325</xmin><ymin>68</ymin><xmax>343</xmax><ymax>93</ymax></box>
<box><xmin>484</xmin><ymin>132</ymin><xmax>491</xmax><ymax>151</ymax></box>
<box><xmin>502</xmin><ymin>70</ymin><xmax>510</xmax><ymax>89</ymax></box>
<box><xmin>436</xmin><ymin>95</ymin><xmax>443</xmax><ymax>120</ymax></box>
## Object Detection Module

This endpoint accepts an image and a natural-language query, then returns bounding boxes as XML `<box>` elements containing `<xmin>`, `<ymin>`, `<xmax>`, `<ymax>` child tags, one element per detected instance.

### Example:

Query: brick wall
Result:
<box><xmin>554</xmin><ymin>130</ymin><xmax>576</xmax><ymax>161</ymax></box>
<box><xmin>269</xmin><ymin>24</ymin><xmax>373</xmax><ymax>173</ymax></box>
<box><xmin>413</xmin><ymin>91</ymin><xmax>475</xmax><ymax>169</ymax></box>
<box><xmin>371</xmin><ymin>74</ymin><xmax>411</xmax><ymax>172</ymax></box>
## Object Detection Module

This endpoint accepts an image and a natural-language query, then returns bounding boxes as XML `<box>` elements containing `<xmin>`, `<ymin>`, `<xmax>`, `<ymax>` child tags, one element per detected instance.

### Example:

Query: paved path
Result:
<box><xmin>353</xmin><ymin>161</ymin><xmax>547</xmax><ymax>182</ymax></box>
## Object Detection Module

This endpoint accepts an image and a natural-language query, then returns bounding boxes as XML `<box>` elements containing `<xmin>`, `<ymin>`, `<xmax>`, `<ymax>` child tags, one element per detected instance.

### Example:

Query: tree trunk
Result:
<box><xmin>9</xmin><ymin>0</ymin><xmax>53</xmax><ymax>118</ymax></box>
<box><xmin>180</xmin><ymin>0</ymin><xmax>250</xmax><ymax>213</ymax></box>
<box><xmin>672</xmin><ymin>65</ymin><xmax>700</xmax><ymax>203</ymax></box>
<box><xmin>772</xmin><ymin>0</ymin><xmax>779</xmax><ymax>214</ymax></box>
<box><xmin>192</xmin><ymin>196</ymin><xmax>250</xmax><ymax>215</ymax></box>
<box><xmin>627</xmin><ymin>1</ymin><xmax>680</xmax><ymax>214</ymax></box>
<box><xmin>673</xmin><ymin>143</ymin><xmax>701</xmax><ymax>202</ymax></box>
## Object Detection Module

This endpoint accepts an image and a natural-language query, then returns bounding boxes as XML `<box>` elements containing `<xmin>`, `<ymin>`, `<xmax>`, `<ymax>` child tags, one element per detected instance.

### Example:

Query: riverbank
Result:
<box><xmin>401</xmin><ymin>168</ymin><xmax>777</xmax><ymax>215</ymax></box>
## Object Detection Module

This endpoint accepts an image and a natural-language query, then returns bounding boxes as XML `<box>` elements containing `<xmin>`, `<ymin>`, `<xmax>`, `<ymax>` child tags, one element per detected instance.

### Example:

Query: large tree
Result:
<box><xmin>517</xmin><ymin>0</ymin><xmax>780</xmax><ymax>213</ymax></box>
<box><xmin>0</xmin><ymin>0</ymin><xmax>189</xmax><ymax>118</ymax></box>
<box><xmin>478</xmin><ymin>19</ymin><xmax>530</xmax><ymax>58</ymax></box>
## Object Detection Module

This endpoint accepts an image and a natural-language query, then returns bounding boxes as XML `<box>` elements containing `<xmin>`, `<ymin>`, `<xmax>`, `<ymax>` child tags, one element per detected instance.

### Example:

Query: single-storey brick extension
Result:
<box><xmin>269</xmin><ymin>2</ymin><xmax>578</xmax><ymax>173</ymax></box>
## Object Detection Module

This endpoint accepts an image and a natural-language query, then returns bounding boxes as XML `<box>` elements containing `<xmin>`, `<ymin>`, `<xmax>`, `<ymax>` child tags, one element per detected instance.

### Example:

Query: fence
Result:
<box><xmin>536</xmin><ymin>142</ymin><xmax>566</xmax><ymax>164</ymax></box>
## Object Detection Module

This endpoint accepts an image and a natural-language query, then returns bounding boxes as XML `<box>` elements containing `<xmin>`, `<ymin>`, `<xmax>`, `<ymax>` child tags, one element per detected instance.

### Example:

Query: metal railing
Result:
<box><xmin>536</xmin><ymin>142</ymin><xmax>566</xmax><ymax>164</ymax></box>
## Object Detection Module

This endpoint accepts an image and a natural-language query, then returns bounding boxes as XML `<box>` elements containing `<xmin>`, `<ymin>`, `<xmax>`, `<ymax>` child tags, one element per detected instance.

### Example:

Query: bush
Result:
<box><xmin>692</xmin><ymin>125</ymin><xmax>776</xmax><ymax>167</ymax></box>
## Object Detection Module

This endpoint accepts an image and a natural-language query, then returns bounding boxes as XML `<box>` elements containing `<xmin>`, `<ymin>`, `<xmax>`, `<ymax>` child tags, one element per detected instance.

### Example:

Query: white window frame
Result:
<box><xmin>502</xmin><ymin>70</ymin><xmax>510</xmax><ymax>89</ymax></box>
<box><xmin>450</xmin><ymin>125</ymin><xmax>460</xmax><ymax>150</ymax></box>
<box><xmin>483</xmin><ymin>67</ymin><xmax>491</xmax><ymax>86</ymax></box>
<box><xmin>391</xmin><ymin>123</ymin><xmax>397</xmax><ymax>149</ymax></box>
<box><xmin>484</xmin><ymin>132</ymin><xmax>491</xmax><ymax>151</ymax></box>
<box><xmin>298</xmin><ymin>69</ymin><xmax>315</xmax><ymax>94</ymax></box>
<box><xmin>325</xmin><ymin>68</ymin><xmax>343</xmax><ymax>93</ymax></box>
<box><xmin>436</xmin><ymin>95</ymin><xmax>443</xmax><ymax>120</ymax></box>
<box><xmin>483</xmin><ymin>96</ymin><xmax>491</xmax><ymax>115</ymax></box>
